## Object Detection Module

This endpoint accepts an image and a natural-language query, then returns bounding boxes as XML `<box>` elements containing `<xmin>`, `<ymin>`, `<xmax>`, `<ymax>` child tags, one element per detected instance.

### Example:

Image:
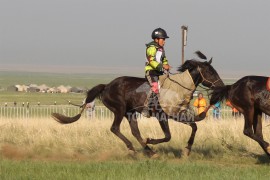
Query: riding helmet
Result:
<box><xmin>151</xmin><ymin>28</ymin><xmax>169</xmax><ymax>39</ymax></box>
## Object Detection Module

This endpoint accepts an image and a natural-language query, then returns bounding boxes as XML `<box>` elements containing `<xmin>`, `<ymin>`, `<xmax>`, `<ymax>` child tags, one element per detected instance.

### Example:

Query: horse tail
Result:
<box><xmin>52</xmin><ymin>84</ymin><xmax>106</xmax><ymax>124</ymax></box>
<box><xmin>210</xmin><ymin>85</ymin><xmax>231</xmax><ymax>105</ymax></box>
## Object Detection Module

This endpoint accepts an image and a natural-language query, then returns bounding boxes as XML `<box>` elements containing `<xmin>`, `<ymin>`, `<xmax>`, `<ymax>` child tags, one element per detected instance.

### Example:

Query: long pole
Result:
<box><xmin>181</xmin><ymin>26</ymin><xmax>188</xmax><ymax>65</ymax></box>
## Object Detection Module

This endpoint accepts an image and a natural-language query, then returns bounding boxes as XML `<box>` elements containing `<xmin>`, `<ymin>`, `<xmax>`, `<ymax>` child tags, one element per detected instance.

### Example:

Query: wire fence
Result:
<box><xmin>0</xmin><ymin>105</ymin><xmax>269</xmax><ymax>121</ymax></box>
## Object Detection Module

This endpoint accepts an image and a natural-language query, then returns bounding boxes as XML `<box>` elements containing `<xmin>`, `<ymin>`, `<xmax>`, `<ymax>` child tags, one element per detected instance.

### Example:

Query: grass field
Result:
<box><xmin>0</xmin><ymin>71</ymin><xmax>121</xmax><ymax>89</ymax></box>
<box><xmin>0</xmin><ymin>71</ymin><xmax>120</xmax><ymax>105</ymax></box>
<box><xmin>0</xmin><ymin>91</ymin><xmax>85</xmax><ymax>106</ymax></box>
<box><xmin>0</xmin><ymin>117</ymin><xmax>270</xmax><ymax>179</ymax></box>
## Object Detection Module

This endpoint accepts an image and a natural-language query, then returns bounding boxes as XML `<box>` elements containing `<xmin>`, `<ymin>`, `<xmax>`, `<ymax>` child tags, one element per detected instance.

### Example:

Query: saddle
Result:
<box><xmin>267</xmin><ymin>77</ymin><xmax>270</xmax><ymax>91</ymax></box>
<box><xmin>158</xmin><ymin>70</ymin><xmax>195</xmax><ymax>116</ymax></box>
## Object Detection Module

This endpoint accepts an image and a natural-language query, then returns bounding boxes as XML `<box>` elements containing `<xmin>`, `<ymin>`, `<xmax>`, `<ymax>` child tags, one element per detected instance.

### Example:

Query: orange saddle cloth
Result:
<box><xmin>267</xmin><ymin>77</ymin><xmax>270</xmax><ymax>91</ymax></box>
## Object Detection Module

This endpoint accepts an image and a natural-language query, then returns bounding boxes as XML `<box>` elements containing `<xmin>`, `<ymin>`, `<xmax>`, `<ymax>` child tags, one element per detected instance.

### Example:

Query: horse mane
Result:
<box><xmin>177</xmin><ymin>59</ymin><xmax>202</xmax><ymax>72</ymax></box>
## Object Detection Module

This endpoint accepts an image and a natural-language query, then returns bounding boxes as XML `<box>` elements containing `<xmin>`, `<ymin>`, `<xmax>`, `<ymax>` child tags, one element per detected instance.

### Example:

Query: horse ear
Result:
<box><xmin>208</xmin><ymin>58</ymin><xmax>212</xmax><ymax>64</ymax></box>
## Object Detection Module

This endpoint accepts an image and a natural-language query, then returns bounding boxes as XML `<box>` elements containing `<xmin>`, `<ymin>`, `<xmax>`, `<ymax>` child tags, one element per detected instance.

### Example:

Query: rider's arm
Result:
<box><xmin>162</xmin><ymin>57</ymin><xmax>170</xmax><ymax>70</ymax></box>
<box><xmin>146</xmin><ymin>46</ymin><xmax>162</xmax><ymax>71</ymax></box>
<box><xmin>162</xmin><ymin>56</ymin><xmax>168</xmax><ymax>65</ymax></box>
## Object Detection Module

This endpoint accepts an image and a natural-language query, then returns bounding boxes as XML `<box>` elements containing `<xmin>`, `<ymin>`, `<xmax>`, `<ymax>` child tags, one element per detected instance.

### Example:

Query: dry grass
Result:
<box><xmin>0</xmin><ymin>117</ymin><xmax>270</xmax><ymax>163</ymax></box>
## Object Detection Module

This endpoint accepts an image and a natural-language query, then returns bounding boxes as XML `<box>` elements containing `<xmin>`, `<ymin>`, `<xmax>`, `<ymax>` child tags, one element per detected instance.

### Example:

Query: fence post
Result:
<box><xmin>1</xmin><ymin>105</ymin><xmax>267</xmax><ymax>121</ymax></box>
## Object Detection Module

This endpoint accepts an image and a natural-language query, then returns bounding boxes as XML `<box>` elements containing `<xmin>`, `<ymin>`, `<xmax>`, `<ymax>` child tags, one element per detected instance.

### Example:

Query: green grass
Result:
<box><xmin>0</xmin><ymin>91</ymin><xmax>85</xmax><ymax>105</ymax></box>
<box><xmin>1</xmin><ymin>159</ymin><xmax>270</xmax><ymax>180</ymax></box>
<box><xmin>0</xmin><ymin>71</ymin><xmax>119</xmax><ymax>105</ymax></box>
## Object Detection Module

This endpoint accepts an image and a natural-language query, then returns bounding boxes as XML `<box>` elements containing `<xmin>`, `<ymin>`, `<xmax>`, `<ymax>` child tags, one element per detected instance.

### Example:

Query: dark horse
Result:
<box><xmin>210</xmin><ymin>76</ymin><xmax>270</xmax><ymax>157</ymax></box>
<box><xmin>52</xmin><ymin>52</ymin><xmax>224</xmax><ymax>157</ymax></box>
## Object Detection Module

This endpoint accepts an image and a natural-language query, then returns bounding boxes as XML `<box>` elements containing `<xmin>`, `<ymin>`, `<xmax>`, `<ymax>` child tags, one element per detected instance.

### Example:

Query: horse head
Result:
<box><xmin>178</xmin><ymin>52</ymin><xmax>224</xmax><ymax>88</ymax></box>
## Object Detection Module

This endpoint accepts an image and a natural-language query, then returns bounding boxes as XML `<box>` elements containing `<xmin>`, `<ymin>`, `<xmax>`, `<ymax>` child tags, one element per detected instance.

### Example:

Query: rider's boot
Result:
<box><xmin>141</xmin><ymin>90</ymin><xmax>152</xmax><ymax>118</ymax></box>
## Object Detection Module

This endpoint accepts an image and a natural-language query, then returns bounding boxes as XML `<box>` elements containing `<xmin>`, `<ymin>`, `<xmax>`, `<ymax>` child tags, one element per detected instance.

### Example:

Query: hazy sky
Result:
<box><xmin>1</xmin><ymin>0</ymin><xmax>270</xmax><ymax>78</ymax></box>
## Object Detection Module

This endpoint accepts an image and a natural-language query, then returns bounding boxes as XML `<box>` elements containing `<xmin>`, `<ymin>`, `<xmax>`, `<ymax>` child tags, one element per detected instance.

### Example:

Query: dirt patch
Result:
<box><xmin>0</xmin><ymin>144</ymin><xmax>91</xmax><ymax>162</ymax></box>
<box><xmin>1</xmin><ymin>144</ymin><xmax>28</xmax><ymax>160</ymax></box>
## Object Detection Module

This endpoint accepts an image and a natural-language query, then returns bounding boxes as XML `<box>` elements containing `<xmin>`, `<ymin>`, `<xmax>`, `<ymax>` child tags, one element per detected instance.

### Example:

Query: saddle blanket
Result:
<box><xmin>158</xmin><ymin>70</ymin><xmax>195</xmax><ymax>116</ymax></box>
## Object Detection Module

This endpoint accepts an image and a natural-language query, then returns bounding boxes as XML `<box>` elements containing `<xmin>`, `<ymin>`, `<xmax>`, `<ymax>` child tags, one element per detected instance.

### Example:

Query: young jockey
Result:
<box><xmin>142</xmin><ymin>28</ymin><xmax>171</xmax><ymax>117</ymax></box>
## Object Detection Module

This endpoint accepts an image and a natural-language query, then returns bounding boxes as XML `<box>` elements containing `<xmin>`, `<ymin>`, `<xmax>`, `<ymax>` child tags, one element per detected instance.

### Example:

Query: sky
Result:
<box><xmin>0</xmin><ymin>0</ymin><xmax>270</xmax><ymax>78</ymax></box>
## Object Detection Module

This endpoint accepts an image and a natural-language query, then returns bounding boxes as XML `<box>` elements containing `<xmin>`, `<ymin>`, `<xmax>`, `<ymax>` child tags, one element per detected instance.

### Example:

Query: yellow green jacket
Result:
<box><xmin>145</xmin><ymin>41</ymin><xmax>168</xmax><ymax>72</ymax></box>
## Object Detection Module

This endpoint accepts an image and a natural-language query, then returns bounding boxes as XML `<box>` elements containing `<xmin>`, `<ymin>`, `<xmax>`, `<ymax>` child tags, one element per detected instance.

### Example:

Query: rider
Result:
<box><xmin>142</xmin><ymin>28</ymin><xmax>171</xmax><ymax>117</ymax></box>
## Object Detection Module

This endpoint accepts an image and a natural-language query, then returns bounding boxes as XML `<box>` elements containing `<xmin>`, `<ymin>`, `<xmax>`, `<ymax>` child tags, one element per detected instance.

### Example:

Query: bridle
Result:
<box><xmin>196</xmin><ymin>66</ymin><xmax>222</xmax><ymax>101</ymax></box>
<box><xmin>197</xmin><ymin>66</ymin><xmax>222</xmax><ymax>88</ymax></box>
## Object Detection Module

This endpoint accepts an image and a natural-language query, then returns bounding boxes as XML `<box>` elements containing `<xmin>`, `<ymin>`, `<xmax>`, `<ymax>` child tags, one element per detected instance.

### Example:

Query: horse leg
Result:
<box><xmin>243</xmin><ymin>108</ymin><xmax>270</xmax><ymax>156</ymax></box>
<box><xmin>252</xmin><ymin>109</ymin><xmax>270</xmax><ymax>155</ymax></box>
<box><xmin>145</xmin><ymin>114</ymin><xmax>171</xmax><ymax>145</ymax></box>
<box><xmin>110</xmin><ymin>113</ymin><xmax>136</xmax><ymax>153</ymax></box>
<box><xmin>181</xmin><ymin>122</ymin><xmax>197</xmax><ymax>156</ymax></box>
<box><xmin>125</xmin><ymin>113</ymin><xmax>156</xmax><ymax>157</ymax></box>
<box><xmin>253</xmin><ymin>109</ymin><xmax>263</xmax><ymax>139</ymax></box>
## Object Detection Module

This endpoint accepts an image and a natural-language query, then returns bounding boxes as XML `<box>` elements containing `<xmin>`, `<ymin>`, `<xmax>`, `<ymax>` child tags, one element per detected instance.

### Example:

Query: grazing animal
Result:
<box><xmin>210</xmin><ymin>76</ymin><xmax>270</xmax><ymax>157</ymax></box>
<box><xmin>52</xmin><ymin>52</ymin><xmax>224</xmax><ymax>157</ymax></box>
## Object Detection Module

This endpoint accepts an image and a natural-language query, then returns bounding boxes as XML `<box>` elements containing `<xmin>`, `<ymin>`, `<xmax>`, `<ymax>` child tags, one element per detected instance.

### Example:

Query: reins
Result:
<box><xmin>162</xmin><ymin>72</ymin><xmax>194</xmax><ymax>91</ymax></box>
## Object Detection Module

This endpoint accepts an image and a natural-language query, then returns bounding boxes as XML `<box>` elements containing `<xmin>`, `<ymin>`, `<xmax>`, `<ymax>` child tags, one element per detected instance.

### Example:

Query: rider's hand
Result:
<box><xmin>163</xmin><ymin>64</ymin><xmax>171</xmax><ymax>70</ymax></box>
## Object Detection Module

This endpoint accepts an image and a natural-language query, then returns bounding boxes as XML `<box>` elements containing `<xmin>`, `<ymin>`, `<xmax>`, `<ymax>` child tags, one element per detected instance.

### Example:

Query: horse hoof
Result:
<box><xmin>128</xmin><ymin>150</ymin><xmax>137</xmax><ymax>156</ymax></box>
<box><xmin>143</xmin><ymin>138</ymin><xmax>148</xmax><ymax>145</ymax></box>
<box><xmin>144</xmin><ymin>148</ymin><xmax>157</xmax><ymax>158</ymax></box>
<box><xmin>150</xmin><ymin>153</ymin><xmax>159</xmax><ymax>159</ymax></box>
<box><xmin>182</xmin><ymin>148</ymin><xmax>191</xmax><ymax>157</ymax></box>
<box><xmin>266</xmin><ymin>146</ymin><xmax>270</xmax><ymax>154</ymax></box>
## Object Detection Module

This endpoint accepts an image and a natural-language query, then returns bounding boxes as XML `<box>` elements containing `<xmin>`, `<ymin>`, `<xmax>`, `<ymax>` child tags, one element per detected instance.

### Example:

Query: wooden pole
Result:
<box><xmin>181</xmin><ymin>26</ymin><xmax>188</xmax><ymax>65</ymax></box>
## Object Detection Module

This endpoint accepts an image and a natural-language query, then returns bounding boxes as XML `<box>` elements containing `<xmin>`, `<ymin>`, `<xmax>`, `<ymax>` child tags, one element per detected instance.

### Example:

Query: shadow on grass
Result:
<box><xmin>154</xmin><ymin>144</ymin><xmax>270</xmax><ymax>164</ymax></box>
<box><xmin>158</xmin><ymin>146</ymin><xmax>182</xmax><ymax>158</ymax></box>
<box><xmin>254</xmin><ymin>154</ymin><xmax>270</xmax><ymax>164</ymax></box>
